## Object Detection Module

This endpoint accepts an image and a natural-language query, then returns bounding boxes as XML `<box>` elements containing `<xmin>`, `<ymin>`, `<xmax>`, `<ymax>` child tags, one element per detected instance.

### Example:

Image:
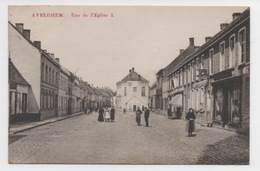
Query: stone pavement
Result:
<box><xmin>9</xmin><ymin>112</ymin><xmax>84</xmax><ymax>134</ymax></box>
<box><xmin>9</xmin><ymin>110</ymin><xmax>249</xmax><ymax>164</ymax></box>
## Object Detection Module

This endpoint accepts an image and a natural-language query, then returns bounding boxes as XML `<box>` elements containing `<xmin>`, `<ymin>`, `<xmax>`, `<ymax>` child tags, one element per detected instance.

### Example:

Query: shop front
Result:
<box><xmin>212</xmin><ymin>76</ymin><xmax>242</xmax><ymax>128</ymax></box>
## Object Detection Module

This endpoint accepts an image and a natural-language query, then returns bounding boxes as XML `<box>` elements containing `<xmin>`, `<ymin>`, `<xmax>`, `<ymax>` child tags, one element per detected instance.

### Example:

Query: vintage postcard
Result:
<box><xmin>7</xmin><ymin>5</ymin><xmax>250</xmax><ymax>165</ymax></box>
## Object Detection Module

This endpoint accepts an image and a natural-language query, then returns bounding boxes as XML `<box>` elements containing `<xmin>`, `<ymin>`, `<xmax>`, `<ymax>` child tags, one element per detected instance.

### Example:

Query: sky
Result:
<box><xmin>8</xmin><ymin>6</ymin><xmax>248</xmax><ymax>91</ymax></box>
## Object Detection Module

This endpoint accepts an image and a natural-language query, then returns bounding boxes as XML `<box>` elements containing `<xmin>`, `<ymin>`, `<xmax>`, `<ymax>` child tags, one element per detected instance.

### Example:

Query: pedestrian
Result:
<box><xmin>90</xmin><ymin>107</ymin><xmax>93</xmax><ymax>114</ymax></box>
<box><xmin>123</xmin><ymin>108</ymin><xmax>126</xmax><ymax>114</ymax></box>
<box><xmin>144</xmin><ymin>107</ymin><xmax>150</xmax><ymax>127</ymax></box>
<box><xmin>98</xmin><ymin>107</ymin><xmax>104</xmax><ymax>122</ymax></box>
<box><xmin>110</xmin><ymin>107</ymin><xmax>115</xmax><ymax>122</ymax></box>
<box><xmin>167</xmin><ymin>106</ymin><xmax>172</xmax><ymax>119</ymax></box>
<box><xmin>185</xmin><ymin>108</ymin><xmax>196</xmax><ymax>137</ymax></box>
<box><xmin>206</xmin><ymin>111</ymin><xmax>213</xmax><ymax>127</ymax></box>
<box><xmin>104</xmin><ymin>107</ymin><xmax>110</xmax><ymax>122</ymax></box>
<box><xmin>136</xmin><ymin>107</ymin><xmax>143</xmax><ymax>126</ymax></box>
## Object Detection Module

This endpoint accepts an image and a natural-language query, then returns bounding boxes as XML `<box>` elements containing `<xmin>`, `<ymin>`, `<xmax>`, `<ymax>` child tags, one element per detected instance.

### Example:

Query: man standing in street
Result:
<box><xmin>144</xmin><ymin>107</ymin><xmax>150</xmax><ymax>127</ymax></box>
<box><xmin>136</xmin><ymin>107</ymin><xmax>142</xmax><ymax>126</ymax></box>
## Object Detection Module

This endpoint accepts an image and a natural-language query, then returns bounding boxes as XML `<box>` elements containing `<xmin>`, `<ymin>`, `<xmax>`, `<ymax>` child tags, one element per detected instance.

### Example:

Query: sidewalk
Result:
<box><xmin>9</xmin><ymin>112</ymin><xmax>84</xmax><ymax>134</ymax></box>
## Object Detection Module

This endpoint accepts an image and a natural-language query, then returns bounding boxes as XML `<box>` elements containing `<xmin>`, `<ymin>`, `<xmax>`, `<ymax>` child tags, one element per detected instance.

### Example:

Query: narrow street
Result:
<box><xmin>9</xmin><ymin>110</ymin><xmax>249</xmax><ymax>164</ymax></box>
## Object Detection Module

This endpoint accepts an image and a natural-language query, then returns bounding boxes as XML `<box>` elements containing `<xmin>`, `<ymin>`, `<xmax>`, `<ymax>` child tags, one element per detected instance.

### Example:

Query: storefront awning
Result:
<box><xmin>169</xmin><ymin>94</ymin><xmax>182</xmax><ymax>107</ymax></box>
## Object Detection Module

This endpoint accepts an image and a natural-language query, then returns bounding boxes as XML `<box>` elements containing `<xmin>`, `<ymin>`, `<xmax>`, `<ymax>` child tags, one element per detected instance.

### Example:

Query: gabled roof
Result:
<box><xmin>9</xmin><ymin>59</ymin><xmax>30</xmax><ymax>86</ymax></box>
<box><xmin>117</xmin><ymin>70</ymin><xmax>149</xmax><ymax>85</ymax></box>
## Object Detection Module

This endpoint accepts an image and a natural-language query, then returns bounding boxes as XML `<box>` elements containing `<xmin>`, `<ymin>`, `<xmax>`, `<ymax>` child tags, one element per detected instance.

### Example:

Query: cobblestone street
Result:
<box><xmin>9</xmin><ymin>110</ymin><xmax>249</xmax><ymax>164</ymax></box>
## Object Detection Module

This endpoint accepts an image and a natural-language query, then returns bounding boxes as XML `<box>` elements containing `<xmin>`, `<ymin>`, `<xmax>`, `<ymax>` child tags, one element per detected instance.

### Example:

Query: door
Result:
<box><xmin>55</xmin><ymin>95</ymin><xmax>58</xmax><ymax>116</ymax></box>
<box><xmin>21</xmin><ymin>93</ymin><xmax>27</xmax><ymax>113</ymax></box>
<box><xmin>133</xmin><ymin>105</ymin><xmax>136</xmax><ymax>111</ymax></box>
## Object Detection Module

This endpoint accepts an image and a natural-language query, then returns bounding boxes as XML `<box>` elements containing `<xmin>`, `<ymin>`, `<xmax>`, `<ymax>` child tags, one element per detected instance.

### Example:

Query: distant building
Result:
<box><xmin>116</xmin><ymin>68</ymin><xmax>149</xmax><ymax>111</ymax></box>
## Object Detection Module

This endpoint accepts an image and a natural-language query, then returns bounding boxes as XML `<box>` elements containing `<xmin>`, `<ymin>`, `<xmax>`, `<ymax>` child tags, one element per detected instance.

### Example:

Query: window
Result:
<box><xmin>41</xmin><ymin>63</ymin><xmax>44</xmax><ymax>81</ymax></box>
<box><xmin>45</xmin><ymin>65</ymin><xmax>48</xmax><ymax>83</ymax></box>
<box><xmin>142</xmin><ymin>87</ymin><xmax>145</xmax><ymax>96</ymax></box>
<box><xmin>193</xmin><ymin>61</ymin><xmax>196</xmax><ymax>81</ymax></box>
<box><xmin>133</xmin><ymin>87</ymin><xmax>137</xmax><ymax>92</ymax></box>
<box><xmin>196</xmin><ymin>58</ymin><xmax>200</xmax><ymax>81</ymax></box>
<box><xmin>184</xmin><ymin>66</ymin><xmax>186</xmax><ymax>85</ymax></box>
<box><xmin>49</xmin><ymin>68</ymin><xmax>51</xmax><ymax>84</ymax></box>
<box><xmin>188</xmin><ymin>64</ymin><xmax>191</xmax><ymax>83</ymax></box>
<box><xmin>229</xmin><ymin>35</ymin><xmax>236</xmax><ymax>67</ymax></box>
<box><xmin>180</xmin><ymin>69</ymin><xmax>183</xmax><ymax>87</ymax></box>
<box><xmin>56</xmin><ymin>72</ymin><xmax>59</xmax><ymax>87</ymax></box>
<box><xmin>219</xmin><ymin>42</ymin><xmax>225</xmax><ymax>71</ymax></box>
<box><xmin>200</xmin><ymin>87</ymin><xmax>204</xmax><ymax>111</ymax></box>
<box><xmin>239</xmin><ymin>28</ymin><xmax>246</xmax><ymax>63</ymax></box>
<box><xmin>124</xmin><ymin>87</ymin><xmax>126</xmax><ymax>96</ymax></box>
<box><xmin>52</xmin><ymin>70</ymin><xmax>54</xmax><ymax>85</ymax></box>
<box><xmin>209</xmin><ymin>49</ymin><xmax>214</xmax><ymax>75</ymax></box>
<box><xmin>201</xmin><ymin>55</ymin><xmax>205</xmax><ymax>69</ymax></box>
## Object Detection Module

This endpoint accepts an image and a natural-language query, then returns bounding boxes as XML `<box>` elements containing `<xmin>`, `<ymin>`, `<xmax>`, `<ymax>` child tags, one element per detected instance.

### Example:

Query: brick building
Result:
<box><xmin>150</xmin><ymin>8</ymin><xmax>250</xmax><ymax>132</ymax></box>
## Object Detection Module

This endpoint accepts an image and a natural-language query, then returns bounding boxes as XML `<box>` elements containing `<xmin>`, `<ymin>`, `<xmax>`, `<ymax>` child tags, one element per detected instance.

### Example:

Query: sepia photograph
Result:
<box><xmin>7</xmin><ymin>4</ymin><xmax>250</xmax><ymax>165</ymax></box>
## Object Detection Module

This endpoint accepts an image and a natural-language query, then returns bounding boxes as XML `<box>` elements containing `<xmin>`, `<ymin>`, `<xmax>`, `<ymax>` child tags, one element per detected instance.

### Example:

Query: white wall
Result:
<box><xmin>116</xmin><ymin>81</ymin><xmax>149</xmax><ymax>111</ymax></box>
<box><xmin>9</xmin><ymin>23</ymin><xmax>41</xmax><ymax>113</ymax></box>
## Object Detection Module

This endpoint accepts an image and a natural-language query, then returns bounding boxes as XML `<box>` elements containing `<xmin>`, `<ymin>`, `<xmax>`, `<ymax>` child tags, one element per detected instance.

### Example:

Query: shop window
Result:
<box><xmin>214</xmin><ymin>89</ymin><xmax>223</xmax><ymax>121</ymax></box>
<box><xmin>230</xmin><ymin>89</ymin><xmax>240</xmax><ymax>124</ymax></box>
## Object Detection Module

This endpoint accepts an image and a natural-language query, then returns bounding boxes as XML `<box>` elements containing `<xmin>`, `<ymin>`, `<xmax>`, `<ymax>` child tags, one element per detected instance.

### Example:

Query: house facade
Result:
<box><xmin>116</xmin><ymin>68</ymin><xmax>149</xmax><ymax>111</ymax></box>
<box><xmin>150</xmin><ymin>9</ymin><xmax>250</xmax><ymax>132</ymax></box>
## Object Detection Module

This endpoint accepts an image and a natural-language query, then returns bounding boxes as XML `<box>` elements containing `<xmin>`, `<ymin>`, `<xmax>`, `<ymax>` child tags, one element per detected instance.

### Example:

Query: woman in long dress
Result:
<box><xmin>185</xmin><ymin>108</ymin><xmax>196</xmax><ymax>136</ymax></box>
<box><xmin>98</xmin><ymin>107</ymin><xmax>104</xmax><ymax>122</ymax></box>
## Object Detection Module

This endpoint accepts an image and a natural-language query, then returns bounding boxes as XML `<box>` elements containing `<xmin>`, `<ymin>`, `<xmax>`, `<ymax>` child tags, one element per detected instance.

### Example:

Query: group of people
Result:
<box><xmin>96</xmin><ymin>105</ymin><xmax>197</xmax><ymax>137</ymax></box>
<box><xmin>97</xmin><ymin>107</ymin><xmax>115</xmax><ymax>122</ymax></box>
<box><xmin>135</xmin><ymin>107</ymin><xmax>150</xmax><ymax>127</ymax></box>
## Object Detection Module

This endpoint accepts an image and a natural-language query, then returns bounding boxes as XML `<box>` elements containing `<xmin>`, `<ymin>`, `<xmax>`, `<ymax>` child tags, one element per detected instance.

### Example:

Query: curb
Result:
<box><xmin>9</xmin><ymin>112</ymin><xmax>84</xmax><ymax>135</ymax></box>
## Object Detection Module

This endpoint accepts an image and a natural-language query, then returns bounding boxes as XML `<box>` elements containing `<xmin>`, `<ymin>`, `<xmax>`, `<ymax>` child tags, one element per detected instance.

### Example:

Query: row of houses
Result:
<box><xmin>149</xmin><ymin>8</ymin><xmax>250</xmax><ymax>132</ymax></box>
<box><xmin>9</xmin><ymin>21</ymin><xmax>114</xmax><ymax>124</ymax></box>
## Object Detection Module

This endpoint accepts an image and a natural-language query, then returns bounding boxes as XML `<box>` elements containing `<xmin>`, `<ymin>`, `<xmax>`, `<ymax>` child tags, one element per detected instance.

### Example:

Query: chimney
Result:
<box><xmin>220</xmin><ymin>23</ymin><xmax>229</xmax><ymax>30</ymax></box>
<box><xmin>47</xmin><ymin>53</ymin><xmax>51</xmax><ymax>57</ymax></box>
<box><xmin>23</xmin><ymin>29</ymin><xmax>31</xmax><ymax>39</ymax></box>
<box><xmin>232</xmin><ymin>12</ymin><xmax>241</xmax><ymax>20</ymax></box>
<box><xmin>132</xmin><ymin>67</ymin><xmax>135</xmax><ymax>72</ymax></box>
<box><xmin>205</xmin><ymin>37</ymin><xmax>212</xmax><ymax>42</ymax></box>
<box><xmin>179</xmin><ymin>49</ymin><xmax>184</xmax><ymax>54</ymax></box>
<box><xmin>189</xmin><ymin>37</ymin><xmax>194</xmax><ymax>46</ymax></box>
<box><xmin>15</xmin><ymin>23</ymin><xmax>24</xmax><ymax>33</ymax></box>
<box><xmin>55</xmin><ymin>58</ymin><xmax>60</xmax><ymax>63</ymax></box>
<box><xmin>50</xmin><ymin>53</ymin><xmax>55</xmax><ymax>59</ymax></box>
<box><xmin>43</xmin><ymin>49</ymin><xmax>47</xmax><ymax>53</ymax></box>
<box><xmin>129</xmin><ymin>69</ymin><xmax>131</xmax><ymax>73</ymax></box>
<box><xmin>138</xmin><ymin>74</ymin><xmax>141</xmax><ymax>80</ymax></box>
<box><xmin>34</xmin><ymin>41</ymin><xmax>41</xmax><ymax>49</ymax></box>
